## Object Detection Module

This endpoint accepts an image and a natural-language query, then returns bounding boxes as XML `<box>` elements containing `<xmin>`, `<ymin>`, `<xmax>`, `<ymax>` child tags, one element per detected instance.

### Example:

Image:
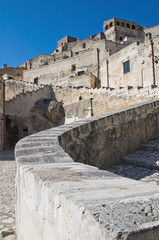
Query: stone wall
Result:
<box><xmin>64</xmin><ymin>99</ymin><xmax>91</xmax><ymax>123</ymax></box>
<box><xmin>5</xmin><ymin>86</ymin><xmax>65</xmax><ymax>148</ymax></box>
<box><xmin>16</xmin><ymin>99</ymin><xmax>159</xmax><ymax>240</ymax></box>
<box><xmin>60</xmin><ymin>99</ymin><xmax>159</xmax><ymax>169</ymax></box>
<box><xmin>0</xmin><ymin>66</ymin><xmax>25</xmax><ymax>81</ymax></box>
<box><xmin>101</xmin><ymin>37</ymin><xmax>159</xmax><ymax>88</ymax></box>
<box><xmin>144</xmin><ymin>25</ymin><xmax>159</xmax><ymax>38</ymax></box>
<box><xmin>0</xmin><ymin>79</ymin><xmax>5</xmax><ymax>150</ymax></box>
<box><xmin>5</xmin><ymin>79</ymin><xmax>44</xmax><ymax>101</ymax></box>
<box><xmin>53</xmin><ymin>85</ymin><xmax>159</xmax><ymax>122</ymax></box>
<box><xmin>23</xmin><ymin>39</ymin><xmax>125</xmax><ymax>87</ymax></box>
<box><xmin>103</xmin><ymin>18</ymin><xmax>144</xmax><ymax>42</ymax></box>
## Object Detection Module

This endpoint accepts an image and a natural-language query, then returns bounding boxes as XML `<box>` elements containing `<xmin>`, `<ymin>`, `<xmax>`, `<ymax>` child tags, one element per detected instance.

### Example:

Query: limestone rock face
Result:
<box><xmin>47</xmin><ymin>101</ymin><xmax>65</xmax><ymax>125</ymax></box>
<box><xmin>31</xmin><ymin>99</ymin><xmax>65</xmax><ymax>126</ymax></box>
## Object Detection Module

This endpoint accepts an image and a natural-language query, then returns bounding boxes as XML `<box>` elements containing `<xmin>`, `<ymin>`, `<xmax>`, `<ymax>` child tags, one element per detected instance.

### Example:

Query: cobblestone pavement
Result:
<box><xmin>0</xmin><ymin>150</ymin><xmax>16</xmax><ymax>240</ymax></box>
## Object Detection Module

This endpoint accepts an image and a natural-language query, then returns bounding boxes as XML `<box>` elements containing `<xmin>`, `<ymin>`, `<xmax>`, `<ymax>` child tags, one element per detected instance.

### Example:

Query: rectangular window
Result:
<box><xmin>123</xmin><ymin>60</ymin><xmax>130</xmax><ymax>74</ymax></box>
<box><xmin>78</xmin><ymin>71</ymin><xmax>85</xmax><ymax>76</ymax></box>
<box><xmin>71</xmin><ymin>64</ymin><xmax>76</xmax><ymax>71</ymax></box>
<box><xmin>34</xmin><ymin>77</ymin><xmax>38</xmax><ymax>84</ymax></box>
<box><xmin>83</xmin><ymin>43</ymin><xmax>86</xmax><ymax>48</ymax></box>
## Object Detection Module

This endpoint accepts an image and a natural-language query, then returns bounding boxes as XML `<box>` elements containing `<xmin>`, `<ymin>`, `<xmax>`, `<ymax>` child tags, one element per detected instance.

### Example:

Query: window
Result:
<box><xmin>71</xmin><ymin>64</ymin><xmax>76</xmax><ymax>71</ymax></box>
<box><xmin>117</xmin><ymin>21</ymin><xmax>120</xmax><ymax>26</ymax></box>
<box><xmin>105</xmin><ymin>25</ymin><xmax>108</xmax><ymax>30</ymax></box>
<box><xmin>132</xmin><ymin>25</ymin><xmax>136</xmax><ymax>30</ymax></box>
<box><xmin>34</xmin><ymin>77</ymin><xmax>38</xmax><ymax>84</ymax></box>
<box><xmin>109</xmin><ymin>22</ymin><xmax>112</xmax><ymax>28</ymax></box>
<box><xmin>122</xmin><ymin>22</ymin><xmax>125</xmax><ymax>27</ymax></box>
<box><xmin>83</xmin><ymin>43</ymin><xmax>86</xmax><ymax>49</ymax></box>
<box><xmin>78</xmin><ymin>71</ymin><xmax>85</xmax><ymax>76</ymax></box>
<box><xmin>123</xmin><ymin>60</ymin><xmax>130</xmax><ymax>74</ymax></box>
<box><xmin>120</xmin><ymin>36</ymin><xmax>123</xmax><ymax>41</ymax></box>
<box><xmin>126</xmin><ymin>23</ymin><xmax>130</xmax><ymax>28</ymax></box>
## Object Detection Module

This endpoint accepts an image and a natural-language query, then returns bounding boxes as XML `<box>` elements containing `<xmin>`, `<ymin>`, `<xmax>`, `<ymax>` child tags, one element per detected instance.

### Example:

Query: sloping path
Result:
<box><xmin>0</xmin><ymin>150</ymin><xmax>16</xmax><ymax>240</ymax></box>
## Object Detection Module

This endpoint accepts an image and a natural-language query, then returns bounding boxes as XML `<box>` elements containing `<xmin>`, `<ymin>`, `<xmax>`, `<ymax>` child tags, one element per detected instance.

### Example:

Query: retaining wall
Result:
<box><xmin>16</xmin><ymin>99</ymin><xmax>159</xmax><ymax>240</ymax></box>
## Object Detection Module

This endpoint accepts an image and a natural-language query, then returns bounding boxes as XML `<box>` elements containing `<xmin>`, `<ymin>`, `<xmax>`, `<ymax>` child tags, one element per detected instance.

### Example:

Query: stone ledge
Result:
<box><xmin>16</xmin><ymin>99</ymin><xmax>159</xmax><ymax>240</ymax></box>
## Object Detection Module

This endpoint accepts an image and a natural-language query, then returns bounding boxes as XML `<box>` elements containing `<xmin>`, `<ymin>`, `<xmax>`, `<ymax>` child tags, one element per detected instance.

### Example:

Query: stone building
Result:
<box><xmin>0</xmin><ymin>78</ymin><xmax>5</xmax><ymax>150</ymax></box>
<box><xmin>0</xmin><ymin>64</ymin><xmax>25</xmax><ymax>81</ymax></box>
<box><xmin>1</xmin><ymin>17</ymin><xmax>159</xmax><ymax>150</ymax></box>
<box><xmin>100</xmin><ymin>37</ymin><xmax>159</xmax><ymax>87</ymax></box>
<box><xmin>21</xmin><ymin>18</ymin><xmax>149</xmax><ymax>88</ymax></box>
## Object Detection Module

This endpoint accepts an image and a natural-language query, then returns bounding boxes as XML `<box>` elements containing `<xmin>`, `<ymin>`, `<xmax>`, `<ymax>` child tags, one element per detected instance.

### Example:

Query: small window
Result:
<box><xmin>122</xmin><ymin>22</ymin><xmax>125</xmax><ymax>27</ymax></box>
<box><xmin>117</xmin><ymin>21</ymin><xmax>120</xmax><ymax>26</ymax></box>
<box><xmin>132</xmin><ymin>25</ymin><xmax>135</xmax><ymax>29</ymax></box>
<box><xmin>71</xmin><ymin>64</ymin><xmax>76</xmax><ymax>71</ymax></box>
<box><xmin>109</xmin><ymin>22</ymin><xmax>112</xmax><ymax>28</ymax></box>
<box><xmin>83</xmin><ymin>43</ymin><xmax>86</xmax><ymax>49</ymax></box>
<box><xmin>120</xmin><ymin>36</ymin><xmax>123</xmax><ymax>41</ymax></box>
<box><xmin>78</xmin><ymin>71</ymin><xmax>85</xmax><ymax>76</ymax></box>
<box><xmin>61</xmin><ymin>43</ymin><xmax>63</xmax><ymax>46</ymax></box>
<box><xmin>23</xmin><ymin>127</ymin><xmax>28</xmax><ymax>137</ymax></box>
<box><xmin>126</xmin><ymin>23</ymin><xmax>130</xmax><ymax>28</ymax></box>
<box><xmin>123</xmin><ymin>60</ymin><xmax>130</xmax><ymax>74</ymax></box>
<box><xmin>105</xmin><ymin>25</ymin><xmax>108</xmax><ymax>30</ymax></box>
<box><xmin>34</xmin><ymin>77</ymin><xmax>38</xmax><ymax>84</ymax></box>
<box><xmin>23</xmin><ymin>127</ymin><xmax>28</xmax><ymax>133</ymax></box>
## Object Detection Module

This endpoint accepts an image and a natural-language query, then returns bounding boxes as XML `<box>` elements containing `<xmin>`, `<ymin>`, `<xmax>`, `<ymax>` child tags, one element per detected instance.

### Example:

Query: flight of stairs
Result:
<box><xmin>109</xmin><ymin>134</ymin><xmax>159</xmax><ymax>185</ymax></box>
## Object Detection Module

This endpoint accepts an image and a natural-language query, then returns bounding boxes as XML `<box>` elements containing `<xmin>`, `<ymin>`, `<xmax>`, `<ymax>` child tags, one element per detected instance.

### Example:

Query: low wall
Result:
<box><xmin>16</xmin><ymin>99</ymin><xmax>159</xmax><ymax>240</ymax></box>
<box><xmin>5</xmin><ymin>79</ymin><xmax>44</xmax><ymax>101</ymax></box>
<box><xmin>54</xmin><ymin>85</ymin><xmax>159</xmax><ymax>118</ymax></box>
<box><xmin>64</xmin><ymin>99</ymin><xmax>91</xmax><ymax>123</ymax></box>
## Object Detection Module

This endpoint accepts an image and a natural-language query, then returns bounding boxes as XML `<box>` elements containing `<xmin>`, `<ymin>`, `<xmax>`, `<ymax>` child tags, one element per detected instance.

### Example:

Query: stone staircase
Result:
<box><xmin>109</xmin><ymin>134</ymin><xmax>159</xmax><ymax>185</ymax></box>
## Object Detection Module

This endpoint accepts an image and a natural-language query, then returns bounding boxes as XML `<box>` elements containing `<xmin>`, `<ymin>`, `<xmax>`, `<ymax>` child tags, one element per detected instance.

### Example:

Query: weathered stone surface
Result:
<box><xmin>16</xmin><ymin>99</ymin><xmax>159</xmax><ymax>240</ymax></box>
<box><xmin>0</xmin><ymin>150</ymin><xmax>16</xmax><ymax>240</ymax></box>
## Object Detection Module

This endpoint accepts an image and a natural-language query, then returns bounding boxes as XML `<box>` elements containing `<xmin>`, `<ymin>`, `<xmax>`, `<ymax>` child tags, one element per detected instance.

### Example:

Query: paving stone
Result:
<box><xmin>0</xmin><ymin>150</ymin><xmax>16</xmax><ymax>240</ymax></box>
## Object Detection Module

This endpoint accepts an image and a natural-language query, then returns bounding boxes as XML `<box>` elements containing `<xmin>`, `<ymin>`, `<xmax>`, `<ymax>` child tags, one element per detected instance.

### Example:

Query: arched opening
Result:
<box><xmin>105</xmin><ymin>25</ymin><xmax>108</xmax><ymax>31</ymax></box>
<box><xmin>109</xmin><ymin>22</ymin><xmax>112</xmax><ymax>28</ymax></box>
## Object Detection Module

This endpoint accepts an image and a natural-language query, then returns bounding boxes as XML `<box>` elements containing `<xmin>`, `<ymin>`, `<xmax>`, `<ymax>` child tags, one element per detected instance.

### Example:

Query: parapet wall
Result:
<box><xmin>6</xmin><ymin>85</ymin><xmax>53</xmax><ymax>116</ymax></box>
<box><xmin>55</xmin><ymin>85</ymin><xmax>159</xmax><ymax>123</ymax></box>
<box><xmin>5</xmin><ymin>79</ymin><xmax>44</xmax><ymax>101</ymax></box>
<box><xmin>16</xmin><ymin>99</ymin><xmax>159</xmax><ymax>240</ymax></box>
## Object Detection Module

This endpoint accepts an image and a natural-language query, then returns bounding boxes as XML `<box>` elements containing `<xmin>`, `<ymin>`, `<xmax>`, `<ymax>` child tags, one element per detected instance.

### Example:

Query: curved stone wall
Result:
<box><xmin>16</xmin><ymin>99</ymin><xmax>159</xmax><ymax>240</ymax></box>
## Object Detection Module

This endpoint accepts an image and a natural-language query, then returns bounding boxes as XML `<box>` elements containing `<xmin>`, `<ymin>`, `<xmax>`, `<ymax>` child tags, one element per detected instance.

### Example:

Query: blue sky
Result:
<box><xmin>0</xmin><ymin>0</ymin><xmax>159</xmax><ymax>68</ymax></box>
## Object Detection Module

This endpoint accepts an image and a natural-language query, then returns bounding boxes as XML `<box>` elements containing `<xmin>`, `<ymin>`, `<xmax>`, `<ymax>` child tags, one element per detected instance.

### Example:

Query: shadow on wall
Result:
<box><xmin>5</xmin><ymin>86</ymin><xmax>65</xmax><ymax>148</ymax></box>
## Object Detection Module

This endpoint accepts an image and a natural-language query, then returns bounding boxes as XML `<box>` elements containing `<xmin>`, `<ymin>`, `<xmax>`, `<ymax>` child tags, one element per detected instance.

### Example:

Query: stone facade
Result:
<box><xmin>23</xmin><ymin>18</ymin><xmax>146</xmax><ymax>87</ymax></box>
<box><xmin>0</xmin><ymin>78</ymin><xmax>5</xmax><ymax>150</ymax></box>
<box><xmin>101</xmin><ymin>37</ymin><xmax>159</xmax><ymax>88</ymax></box>
<box><xmin>0</xmin><ymin>64</ymin><xmax>25</xmax><ymax>81</ymax></box>
<box><xmin>5</xmin><ymin>86</ymin><xmax>65</xmax><ymax>148</ymax></box>
<box><xmin>21</xmin><ymin>19</ymin><xmax>159</xmax><ymax>90</ymax></box>
<box><xmin>103</xmin><ymin>18</ymin><xmax>144</xmax><ymax>43</ymax></box>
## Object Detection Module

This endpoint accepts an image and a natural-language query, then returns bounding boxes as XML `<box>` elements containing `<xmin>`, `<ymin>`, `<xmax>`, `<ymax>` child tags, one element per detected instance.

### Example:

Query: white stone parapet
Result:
<box><xmin>16</xmin><ymin>99</ymin><xmax>159</xmax><ymax>240</ymax></box>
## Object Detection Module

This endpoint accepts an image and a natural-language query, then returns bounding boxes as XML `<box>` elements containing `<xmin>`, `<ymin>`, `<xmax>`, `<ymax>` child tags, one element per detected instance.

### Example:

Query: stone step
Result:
<box><xmin>140</xmin><ymin>140</ymin><xmax>159</xmax><ymax>151</ymax></box>
<box><xmin>155</xmin><ymin>133</ymin><xmax>159</xmax><ymax>140</ymax></box>
<box><xmin>121</xmin><ymin>149</ymin><xmax>159</xmax><ymax>170</ymax></box>
<box><xmin>109</xmin><ymin>163</ymin><xmax>159</xmax><ymax>184</ymax></box>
